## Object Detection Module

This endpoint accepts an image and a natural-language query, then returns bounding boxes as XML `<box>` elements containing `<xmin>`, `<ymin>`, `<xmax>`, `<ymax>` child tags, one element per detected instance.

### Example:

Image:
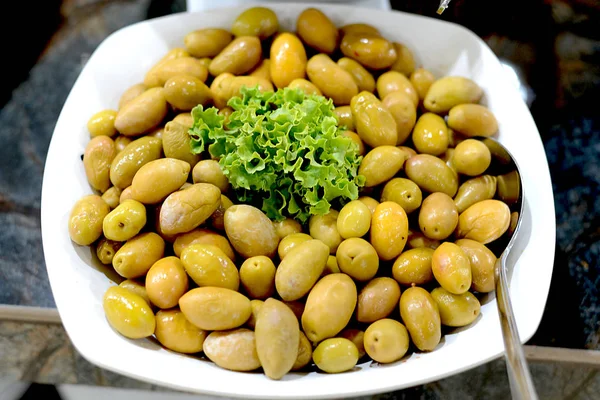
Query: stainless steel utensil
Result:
<box><xmin>475</xmin><ymin>136</ymin><xmax>538</xmax><ymax>400</ymax></box>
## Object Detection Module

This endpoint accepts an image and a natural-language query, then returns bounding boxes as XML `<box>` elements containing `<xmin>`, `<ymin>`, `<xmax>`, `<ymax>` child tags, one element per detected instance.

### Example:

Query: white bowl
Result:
<box><xmin>41</xmin><ymin>2</ymin><xmax>556</xmax><ymax>398</ymax></box>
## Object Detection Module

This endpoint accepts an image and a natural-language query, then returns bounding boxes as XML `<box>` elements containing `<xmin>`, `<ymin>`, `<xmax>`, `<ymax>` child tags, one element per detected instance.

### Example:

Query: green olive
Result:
<box><xmin>358</xmin><ymin>196</ymin><xmax>379</xmax><ymax>215</ymax></box>
<box><xmin>313</xmin><ymin>338</ymin><xmax>358</xmax><ymax>373</ymax></box>
<box><xmin>357</xmin><ymin>277</ymin><xmax>401</xmax><ymax>323</ymax></box>
<box><xmin>392</xmin><ymin>247</ymin><xmax>434</xmax><ymax>286</ymax></box>
<box><xmin>212</xmin><ymin>75</ymin><xmax>274</xmax><ymax>108</ymax></box>
<box><xmin>424</xmin><ymin>76</ymin><xmax>483</xmax><ymax>114</ymax></box>
<box><xmin>308</xmin><ymin>210</ymin><xmax>342</xmax><ymax>254</ymax></box>
<box><xmin>160</xmin><ymin>183</ymin><xmax>221</xmax><ymax>236</ymax></box>
<box><xmin>103</xmin><ymin>286</ymin><xmax>155</xmax><ymax>339</ymax></box>
<box><xmin>87</xmin><ymin>109</ymin><xmax>118</xmax><ymax>138</ymax></box>
<box><xmin>431</xmin><ymin>242</ymin><xmax>472</xmax><ymax>294</ymax></box>
<box><xmin>376</xmin><ymin>71</ymin><xmax>418</xmax><ymax>106</ymax></box>
<box><xmin>293</xmin><ymin>331</ymin><xmax>313</xmax><ymax>371</ymax></box>
<box><xmin>351</xmin><ymin>91</ymin><xmax>397</xmax><ymax>147</ymax></box>
<box><xmin>130</xmin><ymin>158</ymin><xmax>191</xmax><ymax>204</ymax></box>
<box><xmin>102</xmin><ymin>199</ymin><xmax>147</xmax><ymax>242</ymax></box>
<box><xmin>288</xmin><ymin>79</ymin><xmax>322</xmax><ymax>96</ymax></box>
<box><xmin>382</xmin><ymin>91</ymin><xmax>417</xmax><ymax>145</ymax></box>
<box><xmin>210</xmin><ymin>194</ymin><xmax>234</xmax><ymax>232</ymax></box>
<box><xmin>448</xmin><ymin>104</ymin><xmax>498</xmax><ymax>137</ymax></box>
<box><xmin>410</xmin><ymin>68</ymin><xmax>435</xmax><ymax>101</ymax></box>
<box><xmin>155</xmin><ymin>309</ymin><xmax>207</xmax><ymax>353</ymax></box>
<box><xmin>162</xmin><ymin>121</ymin><xmax>201</xmax><ymax>167</ymax></box>
<box><xmin>68</xmin><ymin>195</ymin><xmax>110</xmax><ymax>246</ymax></box>
<box><xmin>404</xmin><ymin>154</ymin><xmax>458</xmax><ymax>197</ymax></box>
<box><xmin>323</xmin><ymin>254</ymin><xmax>341</xmax><ymax>276</ymax></box>
<box><xmin>209</xmin><ymin>36</ymin><xmax>262</xmax><ymax>76</ymax></box>
<box><xmin>455</xmin><ymin>238</ymin><xmax>497</xmax><ymax>293</ymax></box>
<box><xmin>96</xmin><ymin>238</ymin><xmax>123</xmax><ymax>265</ymax></box>
<box><xmin>341</xmin><ymin>33</ymin><xmax>397</xmax><ymax>70</ymax></box>
<box><xmin>114</xmin><ymin>135</ymin><xmax>132</xmax><ymax>153</ymax></box>
<box><xmin>113</xmin><ymin>232</ymin><xmax>165</xmax><ymax>279</ymax></box>
<box><xmin>270</xmin><ymin>33</ymin><xmax>307</xmax><ymax>89</ymax></box>
<box><xmin>277</xmin><ymin>232</ymin><xmax>313</xmax><ymax>259</ymax></box>
<box><xmin>337</xmin><ymin>200</ymin><xmax>371</xmax><ymax>239</ymax></box>
<box><xmin>334</xmin><ymin>106</ymin><xmax>355</xmax><ymax>131</ymax></box>
<box><xmin>232</xmin><ymin>7</ymin><xmax>278</xmax><ymax>39</ymax></box>
<box><xmin>173</xmin><ymin>228</ymin><xmax>235</xmax><ymax>260</ymax></box>
<box><xmin>192</xmin><ymin>160</ymin><xmax>229</xmax><ymax>192</ymax></box>
<box><xmin>204</xmin><ymin>328</ymin><xmax>261</xmax><ymax>372</ymax></box>
<box><xmin>146</xmin><ymin>257</ymin><xmax>189</xmax><ymax>309</ymax></box>
<box><xmin>380</xmin><ymin>178</ymin><xmax>422</xmax><ymax>214</ymax></box>
<box><xmin>240</xmin><ymin>256</ymin><xmax>276</xmax><ymax>299</ymax></box>
<box><xmin>431</xmin><ymin>287</ymin><xmax>481</xmax><ymax>327</ymax></box>
<box><xmin>453</xmin><ymin>139</ymin><xmax>492</xmax><ymax>176</ymax></box>
<box><xmin>249</xmin><ymin>59</ymin><xmax>271</xmax><ymax>80</ymax></box>
<box><xmin>406</xmin><ymin>229</ymin><xmax>440</xmax><ymax>250</ymax></box>
<box><xmin>336</xmin><ymin>238</ymin><xmax>379</xmax><ymax>282</ymax></box>
<box><xmin>338</xmin><ymin>329</ymin><xmax>365</xmax><ymax>359</ymax></box>
<box><xmin>246</xmin><ymin>299</ymin><xmax>263</xmax><ymax>330</ymax></box>
<box><xmin>418</xmin><ymin>192</ymin><xmax>459</xmax><ymax>240</ymax></box>
<box><xmin>457</xmin><ymin>199</ymin><xmax>511</xmax><ymax>244</ymax></box>
<box><xmin>224</xmin><ymin>204</ymin><xmax>279</xmax><ymax>258</ymax></box>
<box><xmin>118</xmin><ymin>279</ymin><xmax>150</xmax><ymax>305</ymax></box>
<box><xmin>181</xmin><ymin>243</ymin><xmax>239</xmax><ymax>291</ymax></box>
<box><xmin>390</xmin><ymin>42</ymin><xmax>415</xmax><ymax>76</ymax></box>
<box><xmin>273</xmin><ymin>218</ymin><xmax>303</xmax><ymax>239</ymax></box>
<box><xmin>119</xmin><ymin>186</ymin><xmax>134</xmax><ymax>204</ymax></box>
<box><xmin>364</xmin><ymin>319</ymin><xmax>409</xmax><ymax>363</ymax></box>
<box><xmin>184</xmin><ymin>28</ymin><xmax>232</xmax><ymax>58</ymax></box>
<box><xmin>307</xmin><ymin>54</ymin><xmax>357</xmax><ymax>106</ymax></box>
<box><xmin>118</xmin><ymin>83</ymin><xmax>146</xmax><ymax>111</ymax></box>
<box><xmin>337</xmin><ymin>57</ymin><xmax>375</xmax><ymax>92</ymax></box>
<box><xmin>339</xmin><ymin>23</ymin><xmax>380</xmax><ymax>37</ymax></box>
<box><xmin>110</xmin><ymin>136</ymin><xmax>163</xmax><ymax>189</ymax></box>
<box><xmin>144</xmin><ymin>57</ymin><xmax>208</xmax><ymax>88</ymax></box>
<box><xmin>164</xmin><ymin>75</ymin><xmax>212</xmax><ymax>111</ymax></box>
<box><xmin>399</xmin><ymin>287</ymin><xmax>441</xmax><ymax>351</ymax></box>
<box><xmin>341</xmin><ymin>131</ymin><xmax>365</xmax><ymax>156</ymax></box>
<box><xmin>370</xmin><ymin>202</ymin><xmax>409</xmax><ymax>261</ymax></box>
<box><xmin>412</xmin><ymin>113</ymin><xmax>449</xmax><ymax>156</ymax></box>
<box><xmin>454</xmin><ymin>175</ymin><xmax>497</xmax><ymax>213</ymax></box>
<box><xmin>179</xmin><ymin>287</ymin><xmax>251</xmax><ymax>331</ymax></box>
<box><xmin>297</xmin><ymin>8</ymin><xmax>338</xmax><ymax>54</ymax></box>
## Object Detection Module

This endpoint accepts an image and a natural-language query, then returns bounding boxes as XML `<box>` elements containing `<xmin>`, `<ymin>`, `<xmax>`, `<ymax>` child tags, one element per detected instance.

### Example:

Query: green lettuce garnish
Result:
<box><xmin>189</xmin><ymin>86</ymin><xmax>365</xmax><ymax>223</ymax></box>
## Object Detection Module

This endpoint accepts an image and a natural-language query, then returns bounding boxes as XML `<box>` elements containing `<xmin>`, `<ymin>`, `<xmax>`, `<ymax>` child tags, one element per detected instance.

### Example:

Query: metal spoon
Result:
<box><xmin>473</xmin><ymin>136</ymin><xmax>538</xmax><ymax>400</ymax></box>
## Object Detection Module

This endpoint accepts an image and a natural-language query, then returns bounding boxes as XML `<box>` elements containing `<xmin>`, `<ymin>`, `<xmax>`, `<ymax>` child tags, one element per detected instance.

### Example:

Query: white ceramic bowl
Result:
<box><xmin>41</xmin><ymin>2</ymin><xmax>556</xmax><ymax>398</ymax></box>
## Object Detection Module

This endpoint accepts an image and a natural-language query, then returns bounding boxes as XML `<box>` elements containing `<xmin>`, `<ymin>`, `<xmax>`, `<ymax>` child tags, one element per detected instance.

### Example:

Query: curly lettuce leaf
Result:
<box><xmin>189</xmin><ymin>86</ymin><xmax>364</xmax><ymax>223</ymax></box>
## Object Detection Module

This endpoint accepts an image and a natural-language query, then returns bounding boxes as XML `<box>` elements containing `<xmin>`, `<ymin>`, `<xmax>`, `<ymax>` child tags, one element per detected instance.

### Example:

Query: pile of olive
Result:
<box><xmin>69</xmin><ymin>6</ymin><xmax>510</xmax><ymax>379</ymax></box>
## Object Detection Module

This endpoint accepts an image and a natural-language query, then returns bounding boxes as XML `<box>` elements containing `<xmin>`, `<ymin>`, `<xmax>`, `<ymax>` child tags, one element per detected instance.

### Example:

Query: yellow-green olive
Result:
<box><xmin>370</xmin><ymin>201</ymin><xmax>409</xmax><ymax>261</ymax></box>
<box><xmin>337</xmin><ymin>200</ymin><xmax>371</xmax><ymax>239</ymax></box>
<box><xmin>392</xmin><ymin>247</ymin><xmax>435</xmax><ymax>286</ymax></box>
<box><xmin>313</xmin><ymin>338</ymin><xmax>358</xmax><ymax>373</ymax></box>
<box><xmin>364</xmin><ymin>318</ymin><xmax>409</xmax><ymax>363</ymax></box>
<box><xmin>87</xmin><ymin>109</ymin><xmax>118</xmax><ymax>138</ymax></box>
<box><xmin>164</xmin><ymin>75</ymin><xmax>212</xmax><ymax>110</ymax></box>
<box><xmin>162</xmin><ymin>121</ymin><xmax>201</xmax><ymax>167</ymax></box>
<box><xmin>390</xmin><ymin>42</ymin><xmax>416</xmax><ymax>76</ymax></box>
<box><xmin>336</xmin><ymin>238</ymin><xmax>379</xmax><ymax>281</ymax></box>
<box><xmin>358</xmin><ymin>196</ymin><xmax>379</xmax><ymax>215</ymax></box>
<box><xmin>382</xmin><ymin>91</ymin><xmax>417</xmax><ymax>145</ymax></box>
<box><xmin>297</xmin><ymin>8</ymin><xmax>338</xmax><ymax>54</ymax></box>
<box><xmin>155</xmin><ymin>309</ymin><xmax>207</xmax><ymax>353</ymax></box>
<box><xmin>307</xmin><ymin>54</ymin><xmax>357</xmax><ymax>106</ymax></box>
<box><xmin>337</xmin><ymin>57</ymin><xmax>375</xmax><ymax>93</ymax></box>
<box><xmin>119</xmin><ymin>186</ymin><xmax>134</xmax><ymax>204</ymax></box>
<box><xmin>173</xmin><ymin>228</ymin><xmax>235</xmax><ymax>260</ymax></box>
<box><xmin>284</xmin><ymin>301</ymin><xmax>305</xmax><ymax>322</ymax></box>
<box><xmin>113</xmin><ymin>232</ymin><xmax>165</xmax><ymax>278</ymax></box>
<box><xmin>144</xmin><ymin>57</ymin><xmax>208</xmax><ymax>88</ymax></box>
<box><xmin>203</xmin><ymin>328</ymin><xmax>261</xmax><ymax>372</ymax></box>
<box><xmin>359</xmin><ymin>146</ymin><xmax>406</xmax><ymax>188</ymax></box>
<box><xmin>412</xmin><ymin>113</ymin><xmax>449</xmax><ymax>156</ymax></box>
<box><xmin>410</xmin><ymin>68</ymin><xmax>435</xmax><ymax>101</ymax></box>
<box><xmin>376</xmin><ymin>71</ymin><xmax>418</xmax><ymax>107</ymax></box>
<box><xmin>240</xmin><ymin>255</ymin><xmax>276</xmax><ymax>299</ymax></box>
<box><xmin>84</xmin><ymin>136</ymin><xmax>116</xmax><ymax>193</ymax></box>
<box><xmin>160</xmin><ymin>183</ymin><xmax>221</xmax><ymax>236</ymax></box>
<box><xmin>351</xmin><ymin>91</ymin><xmax>397</xmax><ymax>147</ymax></box>
<box><xmin>380</xmin><ymin>178</ymin><xmax>422</xmax><ymax>214</ymax></box>
<box><xmin>114</xmin><ymin>135</ymin><xmax>132</xmax><ymax>153</ymax></box>
<box><xmin>288</xmin><ymin>78</ymin><xmax>322</xmax><ymax>96</ymax></box>
<box><xmin>118</xmin><ymin>279</ymin><xmax>150</xmax><ymax>304</ymax></box>
<box><xmin>114</xmin><ymin>87</ymin><xmax>168</xmax><ymax>136</ymax></box>
<box><xmin>277</xmin><ymin>232</ymin><xmax>313</xmax><ymax>259</ymax></box>
<box><xmin>338</xmin><ymin>328</ymin><xmax>366</xmax><ymax>360</ymax></box>
<box><xmin>454</xmin><ymin>175</ymin><xmax>497</xmax><ymax>213</ymax></box>
<box><xmin>212</xmin><ymin>75</ymin><xmax>274</xmax><ymax>108</ymax></box>
<box><xmin>224</xmin><ymin>204</ymin><xmax>279</xmax><ymax>258</ymax></box>
<box><xmin>145</xmin><ymin>256</ymin><xmax>187</xmax><ymax>307</ymax></box>
<box><xmin>397</xmin><ymin>145</ymin><xmax>417</xmax><ymax>159</ymax></box>
<box><xmin>341</xmin><ymin>33</ymin><xmax>397</xmax><ymax>70</ymax></box>
<box><xmin>431</xmin><ymin>242</ymin><xmax>472</xmax><ymax>294</ymax></box>
<box><xmin>448</xmin><ymin>104</ymin><xmax>498</xmax><ymax>137</ymax></box>
<box><xmin>419</xmin><ymin>192</ymin><xmax>458</xmax><ymax>240</ymax></box>
<box><xmin>455</xmin><ymin>238</ymin><xmax>497</xmax><ymax>293</ymax></box>
<box><xmin>181</xmin><ymin>243</ymin><xmax>239</xmax><ymax>291</ymax></box>
<box><xmin>192</xmin><ymin>160</ymin><xmax>229</xmax><ymax>192</ymax></box>
<box><xmin>255</xmin><ymin>298</ymin><xmax>299</xmax><ymax>380</ymax></box>
<box><xmin>270</xmin><ymin>33</ymin><xmax>307</xmax><ymax>88</ymax></box>
<box><xmin>130</xmin><ymin>158</ymin><xmax>191</xmax><ymax>204</ymax></box>
<box><xmin>184</xmin><ymin>28</ymin><xmax>233</xmax><ymax>58</ymax></box>
<box><xmin>273</xmin><ymin>218</ymin><xmax>302</xmax><ymax>239</ymax></box>
<box><xmin>453</xmin><ymin>139</ymin><xmax>492</xmax><ymax>176</ymax></box>
<box><xmin>334</xmin><ymin>106</ymin><xmax>355</xmax><ymax>132</ymax></box>
<box><xmin>457</xmin><ymin>199</ymin><xmax>511</xmax><ymax>244</ymax></box>
<box><xmin>339</xmin><ymin>23</ymin><xmax>380</xmax><ymax>37</ymax></box>
<box><xmin>118</xmin><ymin>84</ymin><xmax>147</xmax><ymax>110</ymax></box>
<box><xmin>292</xmin><ymin>331</ymin><xmax>313</xmax><ymax>371</ymax></box>
<box><xmin>323</xmin><ymin>254</ymin><xmax>341</xmax><ymax>276</ymax></box>
<box><xmin>232</xmin><ymin>7</ymin><xmax>279</xmax><ymax>39</ymax></box>
<box><xmin>431</xmin><ymin>287</ymin><xmax>481</xmax><ymax>327</ymax></box>
<box><xmin>404</xmin><ymin>154</ymin><xmax>458</xmax><ymax>197</ymax></box>
<box><xmin>102</xmin><ymin>199</ymin><xmax>147</xmax><ymax>242</ymax></box>
<box><xmin>209</xmin><ymin>36</ymin><xmax>262</xmax><ymax>76</ymax></box>
<box><xmin>179</xmin><ymin>287</ymin><xmax>251</xmax><ymax>331</ymax></box>
<box><xmin>249</xmin><ymin>59</ymin><xmax>271</xmax><ymax>80</ymax></box>
<box><xmin>357</xmin><ymin>277</ymin><xmax>401</xmax><ymax>323</ymax></box>
<box><xmin>103</xmin><ymin>286</ymin><xmax>155</xmax><ymax>339</ymax></box>
<box><xmin>172</xmin><ymin>112</ymin><xmax>193</xmax><ymax>129</ymax></box>
<box><xmin>246</xmin><ymin>299</ymin><xmax>263</xmax><ymax>330</ymax></box>
<box><xmin>96</xmin><ymin>238</ymin><xmax>123</xmax><ymax>265</ymax></box>
<box><xmin>341</xmin><ymin>130</ymin><xmax>365</xmax><ymax>156</ymax></box>
<box><xmin>406</xmin><ymin>230</ymin><xmax>440</xmax><ymax>250</ymax></box>
<box><xmin>399</xmin><ymin>286</ymin><xmax>441</xmax><ymax>351</ymax></box>
<box><xmin>275</xmin><ymin>239</ymin><xmax>329</xmax><ymax>301</ymax></box>
<box><xmin>308</xmin><ymin>210</ymin><xmax>342</xmax><ymax>254</ymax></box>
<box><xmin>110</xmin><ymin>136</ymin><xmax>163</xmax><ymax>189</ymax></box>
<box><xmin>210</xmin><ymin>194</ymin><xmax>234</xmax><ymax>232</ymax></box>
<box><xmin>424</xmin><ymin>76</ymin><xmax>483</xmax><ymax>114</ymax></box>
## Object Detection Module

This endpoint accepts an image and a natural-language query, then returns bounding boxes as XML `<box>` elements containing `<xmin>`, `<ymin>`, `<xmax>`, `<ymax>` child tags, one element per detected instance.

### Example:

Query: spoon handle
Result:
<box><xmin>496</xmin><ymin>255</ymin><xmax>539</xmax><ymax>400</ymax></box>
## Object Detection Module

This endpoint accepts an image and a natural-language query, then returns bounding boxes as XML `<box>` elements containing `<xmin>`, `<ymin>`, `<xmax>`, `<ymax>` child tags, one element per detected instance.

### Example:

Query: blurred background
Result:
<box><xmin>0</xmin><ymin>0</ymin><xmax>599</xmax><ymax>399</ymax></box>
